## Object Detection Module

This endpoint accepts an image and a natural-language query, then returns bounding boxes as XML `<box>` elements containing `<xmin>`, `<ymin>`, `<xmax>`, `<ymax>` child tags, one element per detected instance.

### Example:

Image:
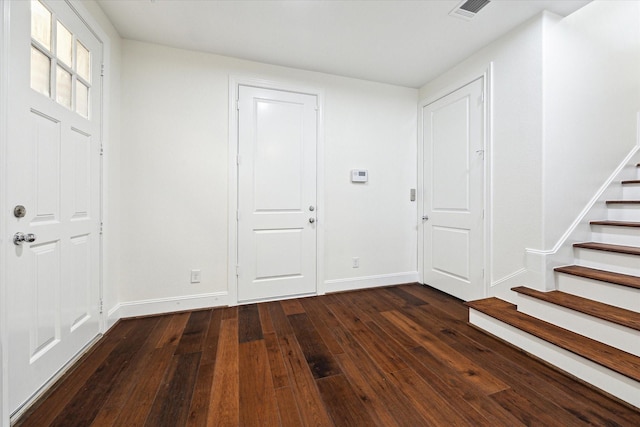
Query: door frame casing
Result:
<box><xmin>417</xmin><ymin>64</ymin><xmax>493</xmax><ymax>299</ymax></box>
<box><xmin>0</xmin><ymin>1</ymin><xmax>9</xmax><ymax>424</ymax></box>
<box><xmin>0</xmin><ymin>1</ymin><xmax>110</xmax><ymax>424</ymax></box>
<box><xmin>228</xmin><ymin>76</ymin><xmax>325</xmax><ymax>305</ymax></box>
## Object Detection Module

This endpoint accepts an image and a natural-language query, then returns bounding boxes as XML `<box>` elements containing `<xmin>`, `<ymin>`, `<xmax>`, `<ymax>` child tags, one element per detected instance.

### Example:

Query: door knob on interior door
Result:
<box><xmin>13</xmin><ymin>232</ymin><xmax>36</xmax><ymax>246</ymax></box>
<box><xmin>309</xmin><ymin>218</ymin><xmax>315</xmax><ymax>224</ymax></box>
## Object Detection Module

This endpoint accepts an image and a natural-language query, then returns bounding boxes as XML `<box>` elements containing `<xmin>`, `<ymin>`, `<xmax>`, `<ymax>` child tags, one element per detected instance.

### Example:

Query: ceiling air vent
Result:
<box><xmin>449</xmin><ymin>0</ymin><xmax>491</xmax><ymax>20</ymax></box>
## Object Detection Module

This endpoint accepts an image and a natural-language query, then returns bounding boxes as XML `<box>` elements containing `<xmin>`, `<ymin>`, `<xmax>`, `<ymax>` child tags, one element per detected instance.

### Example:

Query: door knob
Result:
<box><xmin>422</xmin><ymin>215</ymin><xmax>429</xmax><ymax>221</ymax></box>
<box><xmin>13</xmin><ymin>232</ymin><xmax>36</xmax><ymax>246</ymax></box>
<box><xmin>309</xmin><ymin>218</ymin><xmax>315</xmax><ymax>224</ymax></box>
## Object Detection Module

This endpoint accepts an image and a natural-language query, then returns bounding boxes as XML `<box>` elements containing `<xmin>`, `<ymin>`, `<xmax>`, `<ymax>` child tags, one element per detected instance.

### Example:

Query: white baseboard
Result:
<box><xmin>108</xmin><ymin>272</ymin><xmax>419</xmax><ymax>324</ymax></box>
<box><xmin>107</xmin><ymin>291</ymin><xmax>230</xmax><ymax>324</ymax></box>
<box><xmin>322</xmin><ymin>271</ymin><xmax>419</xmax><ymax>294</ymax></box>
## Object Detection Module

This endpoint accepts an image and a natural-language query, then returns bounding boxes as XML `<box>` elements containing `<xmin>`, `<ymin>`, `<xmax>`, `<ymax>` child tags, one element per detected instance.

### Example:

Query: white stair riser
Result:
<box><xmin>469</xmin><ymin>309</ymin><xmax>640</xmax><ymax>409</ymax></box>
<box><xmin>516</xmin><ymin>295</ymin><xmax>640</xmax><ymax>356</ymax></box>
<box><xmin>591</xmin><ymin>225</ymin><xmax>640</xmax><ymax>246</ymax></box>
<box><xmin>574</xmin><ymin>248</ymin><xmax>640</xmax><ymax>277</ymax></box>
<box><xmin>556</xmin><ymin>274</ymin><xmax>639</xmax><ymax>313</ymax></box>
<box><xmin>607</xmin><ymin>205</ymin><xmax>640</xmax><ymax>221</ymax></box>
<box><xmin>622</xmin><ymin>184</ymin><xmax>640</xmax><ymax>199</ymax></box>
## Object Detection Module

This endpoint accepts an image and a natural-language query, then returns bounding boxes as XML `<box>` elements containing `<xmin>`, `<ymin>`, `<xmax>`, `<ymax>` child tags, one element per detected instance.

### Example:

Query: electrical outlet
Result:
<box><xmin>190</xmin><ymin>269</ymin><xmax>201</xmax><ymax>283</ymax></box>
<box><xmin>352</xmin><ymin>257</ymin><xmax>359</xmax><ymax>268</ymax></box>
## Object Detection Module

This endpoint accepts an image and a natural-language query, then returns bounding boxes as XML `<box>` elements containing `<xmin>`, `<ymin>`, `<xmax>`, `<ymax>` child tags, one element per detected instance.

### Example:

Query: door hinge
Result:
<box><xmin>479</xmin><ymin>89</ymin><xmax>484</xmax><ymax>104</ymax></box>
<box><xmin>235</xmin><ymin>265</ymin><xmax>240</xmax><ymax>277</ymax></box>
<box><xmin>236</xmin><ymin>210</ymin><xmax>240</xmax><ymax>221</ymax></box>
<box><xmin>236</xmin><ymin>99</ymin><xmax>240</xmax><ymax>111</ymax></box>
<box><xmin>100</xmin><ymin>146</ymin><xmax>104</xmax><ymax>157</ymax></box>
<box><xmin>99</xmin><ymin>298</ymin><xmax>104</xmax><ymax>314</ymax></box>
<box><xmin>99</xmin><ymin>222</ymin><xmax>104</xmax><ymax>235</ymax></box>
<box><xmin>236</xmin><ymin>154</ymin><xmax>241</xmax><ymax>165</ymax></box>
<box><xmin>482</xmin><ymin>269</ymin><xmax>485</xmax><ymax>278</ymax></box>
<box><xmin>101</xmin><ymin>63</ymin><xmax>105</xmax><ymax>77</ymax></box>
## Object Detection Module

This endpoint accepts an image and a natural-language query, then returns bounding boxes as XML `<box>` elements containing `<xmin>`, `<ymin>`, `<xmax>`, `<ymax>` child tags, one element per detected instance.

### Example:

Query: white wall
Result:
<box><xmin>116</xmin><ymin>40</ymin><xmax>418</xmax><ymax>310</ymax></box>
<box><xmin>419</xmin><ymin>14</ymin><xmax>552</xmax><ymax>292</ymax></box>
<box><xmin>542</xmin><ymin>0</ymin><xmax>640</xmax><ymax>248</ymax></box>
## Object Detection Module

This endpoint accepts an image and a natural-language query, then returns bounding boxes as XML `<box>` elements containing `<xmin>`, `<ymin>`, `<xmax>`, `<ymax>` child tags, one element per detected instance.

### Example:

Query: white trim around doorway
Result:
<box><xmin>0</xmin><ymin>1</ymin><xmax>10</xmax><ymax>424</ymax></box>
<box><xmin>417</xmin><ymin>63</ymin><xmax>493</xmax><ymax>298</ymax></box>
<box><xmin>227</xmin><ymin>76</ymin><xmax>325</xmax><ymax>305</ymax></box>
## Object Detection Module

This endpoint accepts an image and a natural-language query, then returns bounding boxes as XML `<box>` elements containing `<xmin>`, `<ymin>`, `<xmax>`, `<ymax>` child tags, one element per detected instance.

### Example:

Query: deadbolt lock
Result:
<box><xmin>14</xmin><ymin>205</ymin><xmax>26</xmax><ymax>218</ymax></box>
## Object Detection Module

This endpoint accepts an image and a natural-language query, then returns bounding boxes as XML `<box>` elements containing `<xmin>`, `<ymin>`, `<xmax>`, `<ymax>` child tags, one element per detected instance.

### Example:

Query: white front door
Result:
<box><xmin>237</xmin><ymin>85</ymin><xmax>317</xmax><ymax>302</ymax></box>
<box><xmin>5</xmin><ymin>0</ymin><xmax>103</xmax><ymax>415</ymax></box>
<box><xmin>422</xmin><ymin>78</ymin><xmax>485</xmax><ymax>301</ymax></box>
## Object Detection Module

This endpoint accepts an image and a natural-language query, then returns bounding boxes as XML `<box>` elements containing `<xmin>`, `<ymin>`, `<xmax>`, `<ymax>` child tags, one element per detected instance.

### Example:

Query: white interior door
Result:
<box><xmin>422</xmin><ymin>78</ymin><xmax>485</xmax><ymax>301</ymax></box>
<box><xmin>6</xmin><ymin>0</ymin><xmax>102</xmax><ymax>415</ymax></box>
<box><xmin>237</xmin><ymin>85</ymin><xmax>317</xmax><ymax>302</ymax></box>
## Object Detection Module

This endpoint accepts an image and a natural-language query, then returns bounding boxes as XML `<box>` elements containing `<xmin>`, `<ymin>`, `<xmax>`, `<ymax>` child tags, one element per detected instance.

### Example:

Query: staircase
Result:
<box><xmin>467</xmin><ymin>163</ymin><xmax>640</xmax><ymax>409</ymax></box>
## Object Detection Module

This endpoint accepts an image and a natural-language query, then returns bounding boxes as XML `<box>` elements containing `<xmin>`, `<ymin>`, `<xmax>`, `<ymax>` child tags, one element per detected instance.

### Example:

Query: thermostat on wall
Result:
<box><xmin>351</xmin><ymin>169</ymin><xmax>368</xmax><ymax>183</ymax></box>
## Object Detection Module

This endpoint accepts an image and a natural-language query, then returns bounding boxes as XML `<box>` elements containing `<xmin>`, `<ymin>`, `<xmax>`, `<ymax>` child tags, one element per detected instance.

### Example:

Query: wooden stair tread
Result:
<box><xmin>573</xmin><ymin>242</ymin><xmax>640</xmax><ymax>256</ymax></box>
<box><xmin>590</xmin><ymin>220</ymin><xmax>640</xmax><ymax>228</ymax></box>
<box><xmin>554</xmin><ymin>265</ymin><xmax>640</xmax><ymax>290</ymax></box>
<box><xmin>621</xmin><ymin>180</ymin><xmax>640</xmax><ymax>185</ymax></box>
<box><xmin>512</xmin><ymin>286</ymin><xmax>640</xmax><ymax>331</ymax></box>
<box><xmin>466</xmin><ymin>297</ymin><xmax>640</xmax><ymax>382</ymax></box>
<box><xmin>606</xmin><ymin>200</ymin><xmax>640</xmax><ymax>204</ymax></box>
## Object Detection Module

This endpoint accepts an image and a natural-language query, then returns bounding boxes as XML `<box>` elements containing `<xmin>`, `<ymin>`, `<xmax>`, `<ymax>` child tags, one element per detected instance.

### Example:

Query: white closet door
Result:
<box><xmin>237</xmin><ymin>86</ymin><xmax>318</xmax><ymax>302</ymax></box>
<box><xmin>423</xmin><ymin>78</ymin><xmax>485</xmax><ymax>301</ymax></box>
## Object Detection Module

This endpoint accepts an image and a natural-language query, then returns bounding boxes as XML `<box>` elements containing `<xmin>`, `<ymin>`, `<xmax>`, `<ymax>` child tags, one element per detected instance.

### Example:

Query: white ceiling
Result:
<box><xmin>96</xmin><ymin>0</ymin><xmax>591</xmax><ymax>88</ymax></box>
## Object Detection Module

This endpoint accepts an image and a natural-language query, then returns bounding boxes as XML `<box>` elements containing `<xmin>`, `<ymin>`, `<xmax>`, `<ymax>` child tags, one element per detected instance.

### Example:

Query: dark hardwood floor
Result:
<box><xmin>15</xmin><ymin>284</ymin><xmax>640</xmax><ymax>426</ymax></box>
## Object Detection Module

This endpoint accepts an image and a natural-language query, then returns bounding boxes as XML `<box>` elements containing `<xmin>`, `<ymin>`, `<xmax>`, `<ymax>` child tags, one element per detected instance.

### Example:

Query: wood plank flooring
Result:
<box><xmin>15</xmin><ymin>284</ymin><xmax>640</xmax><ymax>427</ymax></box>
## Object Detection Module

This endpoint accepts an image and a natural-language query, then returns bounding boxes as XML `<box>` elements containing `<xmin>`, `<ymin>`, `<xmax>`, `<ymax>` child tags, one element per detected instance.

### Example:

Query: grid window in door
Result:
<box><xmin>30</xmin><ymin>0</ymin><xmax>92</xmax><ymax>118</ymax></box>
